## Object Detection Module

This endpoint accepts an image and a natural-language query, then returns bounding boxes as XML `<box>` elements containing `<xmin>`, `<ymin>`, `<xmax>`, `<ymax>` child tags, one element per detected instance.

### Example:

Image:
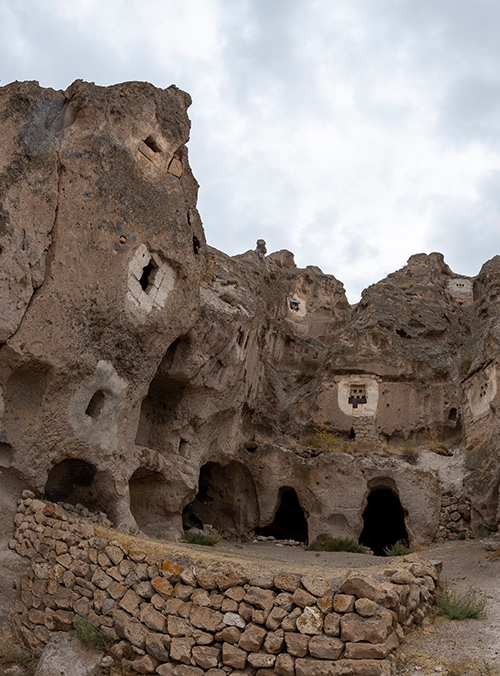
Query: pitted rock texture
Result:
<box><xmin>1</xmin><ymin>79</ymin><xmax>500</xmax><ymax>579</ymax></box>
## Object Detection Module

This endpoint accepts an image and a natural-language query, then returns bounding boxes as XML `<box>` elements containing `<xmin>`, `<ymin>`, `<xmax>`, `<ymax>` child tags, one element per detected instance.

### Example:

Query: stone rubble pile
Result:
<box><xmin>435</xmin><ymin>492</ymin><xmax>471</xmax><ymax>541</ymax></box>
<box><xmin>11</xmin><ymin>494</ymin><xmax>441</xmax><ymax>676</ymax></box>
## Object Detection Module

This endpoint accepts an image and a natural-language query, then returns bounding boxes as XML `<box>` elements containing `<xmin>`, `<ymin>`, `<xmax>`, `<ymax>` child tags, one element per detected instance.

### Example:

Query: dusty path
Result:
<box><xmin>395</xmin><ymin>539</ymin><xmax>500</xmax><ymax>675</ymax></box>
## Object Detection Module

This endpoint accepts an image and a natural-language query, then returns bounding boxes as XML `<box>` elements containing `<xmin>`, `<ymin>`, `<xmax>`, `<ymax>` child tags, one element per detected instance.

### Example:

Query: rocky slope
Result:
<box><xmin>1</xmin><ymin>81</ymin><xmax>499</xmax><ymax>629</ymax></box>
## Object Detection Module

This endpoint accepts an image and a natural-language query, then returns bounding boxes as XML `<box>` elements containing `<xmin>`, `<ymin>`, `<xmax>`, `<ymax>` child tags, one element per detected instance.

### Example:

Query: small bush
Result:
<box><xmin>183</xmin><ymin>531</ymin><xmax>220</xmax><ymax>546</ymax></box>
<box><xmin>74</xmin><ymin>614</ymin><xmax>112</xmax><ymax>649</ymax></box>
<box><xmin>384</xmin><ymin>539</ymin><xmax>411</xmax><ymax>556</ymax></box>
<box><xmin>306</xmin><ymin>538</ymin><xmax>367</xmax><ymax>553</ymax></box>
<box><xmin>436</xmin><ymin>585</ymin><xmax>486</xmax><ymax>620</ymax></box>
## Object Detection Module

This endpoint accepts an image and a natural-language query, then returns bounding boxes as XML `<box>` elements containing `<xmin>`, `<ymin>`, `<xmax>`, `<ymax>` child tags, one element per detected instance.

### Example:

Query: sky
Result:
<box><xmin>2</xmin><ymin>0</ymin><xmax>500</xmax><ymax>302</ymax></box>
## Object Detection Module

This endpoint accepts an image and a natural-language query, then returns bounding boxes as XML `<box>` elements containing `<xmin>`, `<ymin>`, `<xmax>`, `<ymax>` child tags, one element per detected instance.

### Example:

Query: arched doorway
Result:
<box><xmin>182</xmin><ymin>461</ymin><xmax>259</xmax><ymax>536</ymax></box>
<box><xmin>256</xmin><ymin>488</ymin><xmax>308</xmax><ymax>543</ymax></box>
<box><xmin>359</xmin><ymin>487</ymin><xmax>408</xmax><ymax>555</ymax></box>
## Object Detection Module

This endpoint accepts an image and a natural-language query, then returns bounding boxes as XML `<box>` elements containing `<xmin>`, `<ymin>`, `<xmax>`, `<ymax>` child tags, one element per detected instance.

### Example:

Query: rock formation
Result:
<box><xmin>1</xmin><ymin>80</ymin><xmax>499</xmax><ymax>595</ymax></box>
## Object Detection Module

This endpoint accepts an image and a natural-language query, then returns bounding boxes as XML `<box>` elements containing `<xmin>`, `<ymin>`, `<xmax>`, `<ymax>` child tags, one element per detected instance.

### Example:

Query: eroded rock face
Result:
<box><xmin>1</xmin><ymin>80</ymin><xmax>499</xmax><ymax>561</ymax></box>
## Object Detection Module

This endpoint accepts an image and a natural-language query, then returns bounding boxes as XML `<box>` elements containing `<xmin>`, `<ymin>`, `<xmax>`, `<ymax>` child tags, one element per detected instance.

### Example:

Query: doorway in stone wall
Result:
<box><xmin>359</xmin><ymin>486</ymin><xmax>408</xmax><ymax>555</ymax></box>
<box><xmin>255</xmin><ymin>487</ymin><xmax>308</xmax><ymax>543</ymax></box>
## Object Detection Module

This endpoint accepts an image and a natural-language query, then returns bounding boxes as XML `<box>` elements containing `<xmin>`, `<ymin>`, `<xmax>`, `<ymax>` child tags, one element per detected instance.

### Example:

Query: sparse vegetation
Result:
<box><xmin>436</xmin><ymin>585</ymin><xmax>486</xmax><ymax>621</ymax></box>
<box><xmin>73</xmin><ymin>613</ymin><xmax>113</xmax><ymax>649</ymax></box>
<box><xmin>401</xmin><ymin>443</ymin><xmax>420</xmax><ymax>464</ymax></box>
<box><xmin>461</xmin><ymin>357</ymin><xmax>473</xmax><ymax>377</ymax></box>
<box><xmin>183</xmin><ymin>531</ymin><xmax>220</xmax><ymax>546</ymax></box>
<box><xmin>306</xmin><ymin>537</ymin><xmax>367</xmax><ymax>553</ymax></box>
<box><xmin>384</xmin><ymin>539</ymin><xmax>412</xmax><ymax>556</ymax></box>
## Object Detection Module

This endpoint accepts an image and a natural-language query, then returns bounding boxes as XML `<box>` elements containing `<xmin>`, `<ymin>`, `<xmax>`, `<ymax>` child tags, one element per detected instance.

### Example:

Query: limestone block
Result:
<box><xmin>301</xmin><ymin>575</ymin><xmax>331</xmax><ymax>598</ymax></box>
<box><xmin>355</xmin><ymin>598</ymin><xmax>377</xmax><ymax>617</ymax></box>
<box><xmin>222</xmin><ymin>642</ymin><xmax>248</xmax><ymax>669</ymax></box>
<box><xmin>146</xmin><ymin>631</ymin><xmax>170</xmax><ymax>662</ymax></box>
<box><xmin>281</xmin><ymin>607</ymin><xmax>302</xmax><ymax>631</ymax></box>
<box><xmin>296</xmin><ymin>657</ymin><xmax>393</xmax><ymax>676</ymax></box>
<box><xmin>275</xmin><ymin>653</ymin><xmax>295</xmax><ymax>676</ymax></box>
<box><xmin>175</xmin><ymin>583</ymin><xmax>195</xmax><ymax>601</ymax></box>
<box><xmin>151</xmin><ymin>576</ymin><xmax>174</xmax><ymax>599</ymax></box>
<box><xmin>225</xmin><ymin>586</ymin><xmax>246</xmax><ymax>602</ymax></box>
<box><xmin>248</xmin><ymin>653</ymin><xmax>276</xmax><ymax>668</ymax></box>
<box><xmin>296</xmin><ymin>606</ymin><xmax>323</xmax><ymax>634</ymax></box>
<box><xmin>222</xmin><ymin>611</ymin><xmax>245</xmax><ymax>629</ymax></box>
<box><xmin>344</xmin><ymin>631</ymin><xmax>399</xmax><ymax>659</ymax></box>
<box><xmin>216</xmin><ymin>626</ymin><xmax>241</xmax><ymax>644</ymax></box>
<box><xmin>263</xmin><ymin>629</ymin><xmax>284</xmax><ymax>654</ymax></box>
<box><xmin>274</xmin><ymin>572</ymin><xmax>302</xmax><ymax>592</ymax></box>
<box><xmin>140</xmin><ymin>603</ymin><xmax>167</xmax><ymax>632</ymax></box>
<box><xmin>195</xmin><ymin>569</ymin><xmax>217</xmax><ymax>590</ymax></box>
<box><xmin>34</xmin><ymin>631</ymin><xmax>102</xmax><ymax>676</ymax></box>
<box><xmin>275</xmin><ymin>592</ymin><xmax>294</xmax><ymax>611</ymax></box>
<box><xmin>170</xmin><ymin>636</ymin><xmax>195</xmax><ymax>664</ymax></box>
<box><xmin>333</xmin><ymin>594</ymin><xmax>355</xmax><ymax>613</ymax></box>
<box><xmin>215</xmin><ymin>570</ymin><xmax>247</xmax><ymax>591</ymax></box>
<box><xmin>167</xmin><ymin>615</ymin><xmax>192</xmax><ymax>636</ymax></box>
<box><xmin>293</xmin><ymin>588</ymin><xmax>317</xmax><ymax>608</ymax></box>
<box><xmin>190</xmin><ymin>605</ymin><xmax>223</xmax><ymax>632</ymax></box>
<box><xmin>191</xmin><ymin>589</ymin><xmax>211</xmax><ymax>607</ymax></box>
<box><xmin>284</xmin><ymin>632</ymin><xmax>309</xmax><ymax>657</ymax></box>
<box><xmin>119</xmin><ymin>589</ymin><xmax>141</xmax><ymax>614</ymax></box>
<box><xmin>308</xmin><ymin>636</ymin><xmax>345</xmax><ymax>660</ymax></box>
<box><xmin>266</xmin><ymin>605</ymin><xmax>288</xmax><ymax>630</ymax></box>
<box><xmin>247</xmin><ymin>572</ymin><xmax>275</xmax><ymax>588</ymax></box>
<box><xmin>123</xmin><ymin>617</ymin><xmax>148</xmax><ymax>648</ymax></box>
<box><xmin>243</xmin><ymin>586</ymin><xmax>276</xmax><ymax>611</ymax></box>
<box><xmin>389</xmin><ymin>570</ymin><xmax>415</xmax><ymax>585</ymax></box>
<box><xmin>238</xmin><ymin>622</ymin><xmax>267</xmax><ymax>651</ymax></box>
<box><xmin>318</xmin><ymin>594</ymin><xmax>333</xmax><ymax>613</ymax></box>
<box><xmin>339</xmin><ymin>574</ymin><xmax>399</xmax><ymax>607</ymax></box>
<box><xmin>92</xmin><ymin>569</ymin><xmax>113</xmax><ymax>590</ymax></box>
<box><xmin>192</xmin><ymin>645</ymin><xmax>220</xmax><ymax>669</ymax></box>
<box><xmin>340</xmin><ymin>612</ymin><xmax>392</xmax><ymax>644</ymax></box>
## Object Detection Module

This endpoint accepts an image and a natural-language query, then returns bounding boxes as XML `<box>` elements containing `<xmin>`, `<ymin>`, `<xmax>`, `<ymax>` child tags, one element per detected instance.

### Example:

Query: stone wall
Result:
<box><xmin>11</xmin><ymin>495</ymin><xmax>440</xmax><ymax>676</ymax></box>
<box><xmin>435</xmin><ymin>492</ymin><xmax>472</xmax><ymax>541</ymax></box>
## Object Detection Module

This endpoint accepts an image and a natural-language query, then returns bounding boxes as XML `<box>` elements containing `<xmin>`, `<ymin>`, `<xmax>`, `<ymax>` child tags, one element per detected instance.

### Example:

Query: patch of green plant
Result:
<box><xmin>383</xmin><ymin>539</ymin><xmax>412</xmax><ymax>556</ymax></box>
<box><xmin>183</xmin><ymin>531</ymin><xmax>220</xmax><ymax>546</ymax></box>
<box><xmin>436</xmin><ymin>585</ymin><xmax>486</xmax><ymax>620</ymax></box>
<box><xmin>73</xmin><ymin>614</ymin><xmax>113</xmax><ymax>649</ymax></box>
<box><xmin>306</xmin><ymin>537</ymin><xmax>367</xmax><ymax>553</ymax></box>
<box><xmin>295</xmin><ymin>369</ymin><xmax>316</xmax><ymax>386</ymax></box>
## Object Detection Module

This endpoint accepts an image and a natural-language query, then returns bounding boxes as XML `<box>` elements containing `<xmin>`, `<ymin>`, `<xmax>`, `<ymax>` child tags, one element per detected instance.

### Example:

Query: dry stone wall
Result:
<box><xmin>11</xmin><ymin>495</ymin><xmax>440</xmax><ymax>676</ymax></box>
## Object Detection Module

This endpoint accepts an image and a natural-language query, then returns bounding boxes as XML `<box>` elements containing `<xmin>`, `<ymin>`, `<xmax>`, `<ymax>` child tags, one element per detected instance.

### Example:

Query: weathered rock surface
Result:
<box><xmin>1</xmin><ymin>79</ymin><xmax>500</xmax><ymax>636</ymax></box>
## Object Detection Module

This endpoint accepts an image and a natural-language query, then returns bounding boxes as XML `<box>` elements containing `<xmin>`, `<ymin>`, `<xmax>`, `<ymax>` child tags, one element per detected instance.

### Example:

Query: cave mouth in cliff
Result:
<box><xmin>129</xmin><ymin>467</ymin><xmax>171</xmax><ymax>536</ymax></box>
<box><xmin>182</xmin><ymin>461</ymin><xmax>259</xmax><ymax>537</ymax></box>
<box><xmin>45</xmin><ymin>459</ymin><xmax>97</xmax><ymax>506</ymax></box>
<box><xmin>85</xmin><ymin>389</ymin><xmax>106</xmax><ymax>419</ymax></box>
<box><xmin>359</xmin><ymin>488</ymin><xmax>408</xmax><ymax>556</ymax></box>
<box><xmin>255</xmin><ymin>488</ymin><xmax>308</xmax><ymax>544</ymax></box>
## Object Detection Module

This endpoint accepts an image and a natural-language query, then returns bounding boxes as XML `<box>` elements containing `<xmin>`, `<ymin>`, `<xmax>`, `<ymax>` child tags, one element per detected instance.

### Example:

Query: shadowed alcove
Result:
<box><xmin>359</xmin><ymin>486</ymin><xmax>409</xmax><ymax>556</ymax></box>
<box><xmin>182</xmin><ymin>461</ymin><xmax>260</xmax><ymax>536</ymax></box>
<box><xmin>256</xmin><ymin>487</ymin><xmax>308</xmax><ymax>543</ymax></box>
<box><xmin>129</xmin><ymin>467</ymin><xmax>171</xmax><ymax>535</ymax></box>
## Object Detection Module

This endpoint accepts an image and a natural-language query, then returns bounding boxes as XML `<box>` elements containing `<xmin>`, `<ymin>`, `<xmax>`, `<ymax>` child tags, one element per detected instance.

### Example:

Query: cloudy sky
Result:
<box><xmin>2</xmin><ymin>0</ymin><xmax>500</xmax><ymax>301</ymax></box>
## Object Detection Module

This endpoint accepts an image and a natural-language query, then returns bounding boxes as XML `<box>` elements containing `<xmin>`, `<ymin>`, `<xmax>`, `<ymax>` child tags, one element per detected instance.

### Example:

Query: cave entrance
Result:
<box><xmin>182</xmin><ymin>461</ymin><xmax>259</xmax><ymax>537</ymax></box>
<box><xmin>359</xmin><ymin>488</ymin><xmax>408</xmax><ymax>556</ymax></box>
<box><xmin>256</xmin><ymin>488</ymin><xmax>308</xmax><ymax>544</ymax></box>
<box><xmin>45</xmin><ymin>459</ymin><xmax>97</xmax><ymax>507</ymax></box>
<box><xmin>129</xmin><ymin>468</ymin><xmax>171</xmax><ymax>535</ymax></box>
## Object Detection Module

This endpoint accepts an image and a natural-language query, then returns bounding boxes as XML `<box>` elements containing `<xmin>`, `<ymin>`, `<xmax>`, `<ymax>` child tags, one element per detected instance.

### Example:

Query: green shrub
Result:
<box><xmin>73</xmin><ymin>614</ymin><xmax>112</xmax><ymax>649</ymax></box>
<box><xmin>436</xmin><ymin>585</ymin><xmax>486</xmax><ymax>620</ymax></box>
<box><xmin>306</xmin><ymin>538</ymin><xmax>367</xmax><ymax>553</ymax></box>
<box><xmin>183</xmin><ymin>531</ymin><xmax>220</xmax><ymax>546</ymax></box>
<box><xmin>384</xmin><ymin>539</ymin><xmax>412</xmax><ymax>556</ymax></box>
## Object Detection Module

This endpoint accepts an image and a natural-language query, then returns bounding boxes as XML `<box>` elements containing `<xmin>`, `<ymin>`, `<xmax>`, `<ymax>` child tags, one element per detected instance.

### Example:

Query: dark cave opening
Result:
<box><xmin>45</xmin><ymin>459</ymin><xmax>97</xmax><ymax>506</ymax></box>
<box><xmin>182</xmin><ymin>461</ymin><xmax>259</xmax><ymax>536</ymax></box>
<box><xmin>359</xmin><ymin>488</ymin><xmax>408</xmax><ymax>556</ymax></box>
<box><xmin>139</xmin><ymin>259</ymin><xmax>157</xmax><ymax>291</ymax></box>
<box><xmin>256</xmin><ymin>488</ymin><xmax>308</xmax><ymax>543</ymax></box>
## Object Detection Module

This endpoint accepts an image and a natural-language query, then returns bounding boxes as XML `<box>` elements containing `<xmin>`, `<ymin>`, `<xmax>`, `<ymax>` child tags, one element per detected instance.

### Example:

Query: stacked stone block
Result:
<box><xmin>435</xmin><ymin>492</ymin><xmax>471</xmax><ymax>540</ymax></box>
<box><xmin>11</xmin><ymin>495</ymin><xmax>440</xmax><ymax>676</ymax></box>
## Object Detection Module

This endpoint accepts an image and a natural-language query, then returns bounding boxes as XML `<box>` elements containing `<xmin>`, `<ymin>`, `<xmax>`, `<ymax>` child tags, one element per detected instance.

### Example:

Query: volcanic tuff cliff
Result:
<box><xmin>0</xmin><ymin>80</ymin><xmax>499</xmax><ymax>597</ymax></box>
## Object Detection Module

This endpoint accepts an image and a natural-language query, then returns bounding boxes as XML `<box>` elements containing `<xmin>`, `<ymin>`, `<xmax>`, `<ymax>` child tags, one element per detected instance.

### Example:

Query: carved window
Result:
<box><xmin>288</xmin><ymin>298</ymin><xmax>300</xmax><ymax>312</ymax></box>
<box><xmin>479</xmin><ymin>382</ymin><xmax>488</xmax><ymax>399</ymax></box>
<box><xmin>348</xmin><ymin>385</ymin><xmax>367</xmax><ymax>408</ymax></box>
